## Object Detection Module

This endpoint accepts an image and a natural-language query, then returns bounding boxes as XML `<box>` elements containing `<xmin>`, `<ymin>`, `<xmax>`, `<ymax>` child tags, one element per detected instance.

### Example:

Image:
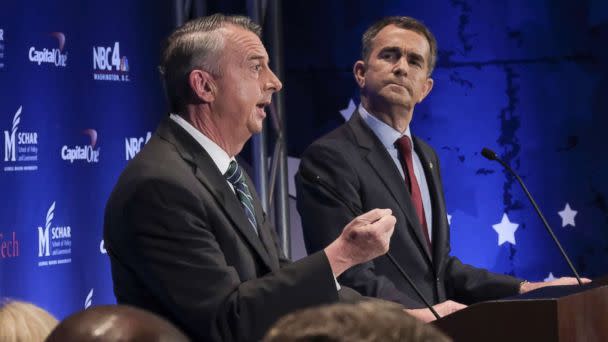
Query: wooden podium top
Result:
<box><xmin>433</xmin><ymin>278</ymin><xmax>608</xmax><ymax>342</ymax></box>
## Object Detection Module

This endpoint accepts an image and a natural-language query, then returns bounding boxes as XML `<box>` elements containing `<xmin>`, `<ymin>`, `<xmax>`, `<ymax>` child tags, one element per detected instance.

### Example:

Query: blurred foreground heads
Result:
<box><xmin>263</xmin><ymin>301</ymin><xmax>451</xmax><ymax>342</ymax></box>
<box><xmin>46</xmin><ymin>305</ymin><xmax>189</xmax><ymax>342</ymax></box>
<box><xmin>0</xmin><ymin>299</ymin><xmax>58</xmax><ymax>342</ymax></box>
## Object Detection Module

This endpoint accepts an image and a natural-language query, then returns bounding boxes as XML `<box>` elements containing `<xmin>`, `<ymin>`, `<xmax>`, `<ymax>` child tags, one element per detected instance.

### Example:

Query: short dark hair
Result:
<box><xmin>263</xmin><ymin>301</ymin><xmax>451</xmax><ymax>342</ymax></box>
<box><xmin>159</xmin><ymin>14</ymin><xmax>262</xmax><ymax>113</ymax></box>
<box><xmin>361</xmin><ymin>16</ymin><xmax>437</xmax><ymax>75</ymax></box>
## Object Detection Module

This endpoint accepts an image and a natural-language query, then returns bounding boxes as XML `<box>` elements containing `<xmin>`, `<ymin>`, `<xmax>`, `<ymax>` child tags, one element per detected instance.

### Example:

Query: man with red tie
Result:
<box><xmin>296</xmin><ymin>16</ymin><xmax>584</xmax><ymax>322</ymax></box>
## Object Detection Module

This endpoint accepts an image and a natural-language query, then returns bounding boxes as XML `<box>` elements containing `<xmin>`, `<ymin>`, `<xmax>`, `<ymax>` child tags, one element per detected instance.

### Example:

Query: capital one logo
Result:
<box><xmin>125</xmin><ymin>132</ymin><xmax>151</xmax><ymax>160</ymax></box>
<box><xmin>37</xmin><ymin>202</ymin><xmax>72</xmax><ymax>267</ymax></box>
<box><xmin>61</xmin><ymin>129</ymin><xmax>100</xmax><ymax>163</ymax></box>
<box><xmin>28</xmin><ymin>32</ymin><xmax>68</xmax><ymax>67</ymax></box>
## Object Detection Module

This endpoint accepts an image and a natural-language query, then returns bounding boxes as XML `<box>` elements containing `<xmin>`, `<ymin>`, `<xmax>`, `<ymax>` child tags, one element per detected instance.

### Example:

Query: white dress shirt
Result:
<box><xmin>170</xmin><ymin>113</ymin><xmax>237</xmax><ymax>193</ymax></box>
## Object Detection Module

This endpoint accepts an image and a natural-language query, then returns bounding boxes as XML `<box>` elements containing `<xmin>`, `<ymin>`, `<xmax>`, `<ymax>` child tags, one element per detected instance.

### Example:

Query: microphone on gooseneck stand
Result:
<box><xmin>299</xmin><ymin>168</ymin><xmax>441</xmax><ymax>319</ymax></box>
<box><xmin>480</xmin><ymin>147</ymin><xmax>583</xmax><ymax>286</ymax></box>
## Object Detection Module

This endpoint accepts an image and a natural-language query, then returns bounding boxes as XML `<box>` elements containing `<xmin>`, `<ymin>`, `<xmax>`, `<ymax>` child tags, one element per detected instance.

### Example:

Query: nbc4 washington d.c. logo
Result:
<box><xmin>125</xmin><ymin>131</ymin><xmax>151</xmax><ymax>160</ymax></box>
<box><xmin>93</xmin><ymin>42</ymin><xmax>130</xmax><ymax>82</ymax></box>
<box><xmin>3</xmin><ymin>106</ymin><xmax>39</xmax><ymax>172</ymax></box>
<box><xmin>37</xmin><ymin>202</ymin><xmax>72</xmax><ymax>267</ymax></box>
<box><xmin>28</xmin><ymin>32</ymin><xmax>68</xmax><ymax>68</ymax></box>
<box><xmin>61</xmin><ymin>129</ymin><xmax>100</xmax><ymax>164</ymax></box>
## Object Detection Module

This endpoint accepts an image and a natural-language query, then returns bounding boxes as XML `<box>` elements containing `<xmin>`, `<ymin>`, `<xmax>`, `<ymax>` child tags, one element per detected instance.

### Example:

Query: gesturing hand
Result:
<box><xmin>325</xmin><ymin>208</ymin><xmax>396</xmax><ymax>277</ymax></box>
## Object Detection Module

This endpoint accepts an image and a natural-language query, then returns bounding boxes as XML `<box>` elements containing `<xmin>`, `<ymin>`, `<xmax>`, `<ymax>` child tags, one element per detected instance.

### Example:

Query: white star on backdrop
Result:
<box><xmin>558</xmin><ymin>203</ymin><xmax>577</xmax><ymax>227</ymax></box>
<box><xmin>339</xmin><ymin>99</ymin><xmax>356</xmax><ymax>121</ymax></box>
<box><xmin>544</xmin><ymin>272</ymin><xmax>556</xmax><ymax>282</ymax></box>
<box><xmin>492</xmin><ymin>213</ymin><xmax>519</xmax><ymax>246</ymax></box>
<box><xmin>447</xmin><ymin>214</ymin><xmax>452</xmax><ymax>226</ymax></box>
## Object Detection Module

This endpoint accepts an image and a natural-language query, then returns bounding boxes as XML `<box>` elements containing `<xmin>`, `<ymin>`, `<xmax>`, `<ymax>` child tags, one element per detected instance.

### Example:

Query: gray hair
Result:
<box><xmin>159</xmin><ymin>14</ymin><xmax>262</xmax><ymax>113</ymax></box>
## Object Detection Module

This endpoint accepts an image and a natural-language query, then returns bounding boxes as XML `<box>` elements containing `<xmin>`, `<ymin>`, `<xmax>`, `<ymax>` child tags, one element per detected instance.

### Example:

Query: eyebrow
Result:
<box><xmin>378</xmin><ymin>46</ymin><xmax>401</xmax><ymax>55</ymax></box>
<box><xmin>378</xmin><ymin>46</ymin><xmax>425</xmax><ymax>62</ymax></box>
<box><xmin>247</xmin><ymin>54</ymin><xmax>267</xmax><ymax>62</ymax></box>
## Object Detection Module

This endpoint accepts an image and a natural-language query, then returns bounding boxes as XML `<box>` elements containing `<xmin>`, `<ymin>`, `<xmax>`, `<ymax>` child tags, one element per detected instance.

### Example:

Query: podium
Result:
<box><xmin>433</xmin><ymin>278</ymin><xmax>608</xmax><ymax>341</ymax></box>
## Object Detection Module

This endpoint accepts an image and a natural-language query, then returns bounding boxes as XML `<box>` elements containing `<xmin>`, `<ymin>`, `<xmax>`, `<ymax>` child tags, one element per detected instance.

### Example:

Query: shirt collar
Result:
<box><xmin>169</xmin><ymin>113</ymin><xmax>234</xmax><ymax>175</ymax></box>
<box><xmin>358</xmin><ymin>104</ymin><xmax>413</xmax><ymax>151</ymax></box>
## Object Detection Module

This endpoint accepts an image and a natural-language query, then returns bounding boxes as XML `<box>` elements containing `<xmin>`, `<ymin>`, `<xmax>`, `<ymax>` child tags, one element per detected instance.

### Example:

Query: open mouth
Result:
<box><xmin>256</xmin><ymin>100</ymin><xmax>271</xmax><ymax>110</ymax></box>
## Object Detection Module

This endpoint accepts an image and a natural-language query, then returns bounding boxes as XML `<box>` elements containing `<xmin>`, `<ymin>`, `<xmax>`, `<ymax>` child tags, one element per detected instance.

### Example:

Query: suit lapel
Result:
<box><xmin>155</xmin><ymin>118</ymin><xmax>275</xmax><ymax>270</ymax></box>
<box><xmin>414</xmin><ymin>138</ymin><xmax>448</xmax><ymax>271</ymax></box>
<box><xmin>348</xmin><ymin>113</ymin><xmax>433</xmax><ymax>263</ymax></box>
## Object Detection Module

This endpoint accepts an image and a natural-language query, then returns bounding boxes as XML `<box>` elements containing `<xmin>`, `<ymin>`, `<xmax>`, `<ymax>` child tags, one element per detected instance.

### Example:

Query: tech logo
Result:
<box><xmin>0</xmin><ymin>28</ymin><xmax>5</xmax><ymax>70</ymax></box>
<box><xmin>93</xmin><ymin>42</ymin><xmax>130</xmax><ymax>82</ymax></box>
<box><xmin>61</xmin><ymin>129</ymin><xmax>100</xmax><ymax>164</ymax></box>
<box><xmin>28</xmin><ymin>32</ymin><xmax>68</xmax><ymax>67</ymax></box>
<box><xmin>125</xmin><ymin>131</ymin><xmax>151</xmax><ymax>160</ymax></box>
<box><xmin>3</xmin><ymin>106</ymin><xmax>39</xmax><ymax>172</ymax></box>
<box><xmin>37</xmin><ymin>201</ymin><xmax>72</xmax><ymax>267</ymax></box>
<box><xmin>0</xmin><ymin>231</ymin><xmax>19</xmax><ymax>259</ymax></box>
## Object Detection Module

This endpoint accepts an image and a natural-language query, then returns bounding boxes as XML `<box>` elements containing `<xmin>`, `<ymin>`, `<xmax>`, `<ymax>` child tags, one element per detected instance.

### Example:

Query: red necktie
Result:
<box><xmin>395</xmin><ymin>136</ymin><xmax>432</xmax><ymax>250</ymax></box>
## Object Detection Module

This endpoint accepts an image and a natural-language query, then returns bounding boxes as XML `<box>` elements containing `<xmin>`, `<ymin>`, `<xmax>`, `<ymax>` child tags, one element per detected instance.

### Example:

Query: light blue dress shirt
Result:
<box><xmin>358</xmin><ymin>106</ymin><xmax>433</xmax><ymax>241</ymax></box>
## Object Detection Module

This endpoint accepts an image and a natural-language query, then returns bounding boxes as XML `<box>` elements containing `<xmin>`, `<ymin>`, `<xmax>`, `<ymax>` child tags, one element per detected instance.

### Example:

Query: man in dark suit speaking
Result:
<box><xmin>104</xmin><ymin>14</ymin><xmax>396</xmax><ymax>341</ymax></box>
<box><xmin>296</xmin><ymin>16</ymin><xmax>585</xmax><ymax>322</ymax></box>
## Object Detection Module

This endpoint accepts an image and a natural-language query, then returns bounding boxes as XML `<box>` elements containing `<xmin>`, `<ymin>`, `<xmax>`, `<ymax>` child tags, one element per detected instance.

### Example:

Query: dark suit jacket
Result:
<box><xmin>296</xmin><ymin>112</ymin><xmax>522</xmax><ymax>308</ymax></box>
<box><xmin>104</xmin><ymin>118</ymin><xmax>341</xmax><ymax>342</ymax></box>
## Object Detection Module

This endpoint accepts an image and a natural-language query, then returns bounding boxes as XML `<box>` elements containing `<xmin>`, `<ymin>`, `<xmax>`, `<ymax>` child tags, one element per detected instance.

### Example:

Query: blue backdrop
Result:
<box><xmin>0</xmin><ymin>0</ymin><xmax>172</xmax><ymax>319</ymax></box>
<box><xmin>1</xmin><ymin>0</ymin><xmax>607</xmax><ymax>321</ymax></box>
<box><xmin>284</xmin><ymin>0</ymin><xmax>608</xmax><ymax>282</ymax></box>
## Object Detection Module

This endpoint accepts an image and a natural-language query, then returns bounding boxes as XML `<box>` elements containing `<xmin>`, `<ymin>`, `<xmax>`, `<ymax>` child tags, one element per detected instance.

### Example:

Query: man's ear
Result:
<box><xmin>418</xmin><ymin>77</ymin><xmax>434</xmax><ymax>103</ymax></box>
<box><xmin>353</xmin><ymin>60</ymin><xmax>366</xmax><ymax>88</ymax></box>
<box><xmin>188</xmin><ymin>69</ymin><xmax>216</xmax><ymax>103</ymax></box>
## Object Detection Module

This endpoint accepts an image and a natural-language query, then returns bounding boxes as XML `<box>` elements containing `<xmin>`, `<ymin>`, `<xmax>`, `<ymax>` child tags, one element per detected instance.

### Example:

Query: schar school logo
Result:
<box><xmin>93</xmin><ymin>42</ymin><xmax>130</xmax><ymax>82</ymax></box>
<box><xmin>37</xmin><ymin>202</ymin><xmax>72</xmax><ymax>267</ymax></box>
<box><xmin>125</xmin><ymin>131</ymin><xmax>151</xmax><ymax>160</ymax></box>
<box><xmin>3</xmin><ymin>106</ymin><xmax>39</xmax><ymax>172</ymax></box>
<box><xmin>61</xmin><ymin>129</ymin><xmax>100</xmax><ymax>164</ymax></box>
<box><xmin>0</xmin><ymin>231</ymin><xmax>19</xmax><ymax>259</ymax></box>
<box><xmin>28</xmin><ymin>32</ymin><xmax>68</xmax><ymax>67</ymax></box>
<box><xmin>84</xmin><ymin>288</ymin><xmax>94</xmax><ymax>309</ymax></box>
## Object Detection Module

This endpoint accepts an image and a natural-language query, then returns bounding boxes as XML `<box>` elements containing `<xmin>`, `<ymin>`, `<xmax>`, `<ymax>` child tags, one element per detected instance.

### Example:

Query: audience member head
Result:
<box><xmin>45</xmin><ymin>305</ymin><xmax>189</xmax><ymax>342</ymax></box>
<box><xmin>263</xmin><ymin>300</ymin><xmax>451</xmax><ymax>342</ymax></box>
<box><xmin>0</xmin><ymin>299</ymin><xmax>58</xmax><ymax>342</ymax></box>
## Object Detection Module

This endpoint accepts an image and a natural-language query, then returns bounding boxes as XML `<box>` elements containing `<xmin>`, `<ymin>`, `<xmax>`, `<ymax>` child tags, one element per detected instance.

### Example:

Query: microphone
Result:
<box><xmin>481</xmin><ymin>147</ymin><xmax>583</xmax><ymax>285</ymax></box>
<box><xmin>299</xmin><ymin>168</ymin><xmax>441</xmax><ymax>319</ymax></box>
